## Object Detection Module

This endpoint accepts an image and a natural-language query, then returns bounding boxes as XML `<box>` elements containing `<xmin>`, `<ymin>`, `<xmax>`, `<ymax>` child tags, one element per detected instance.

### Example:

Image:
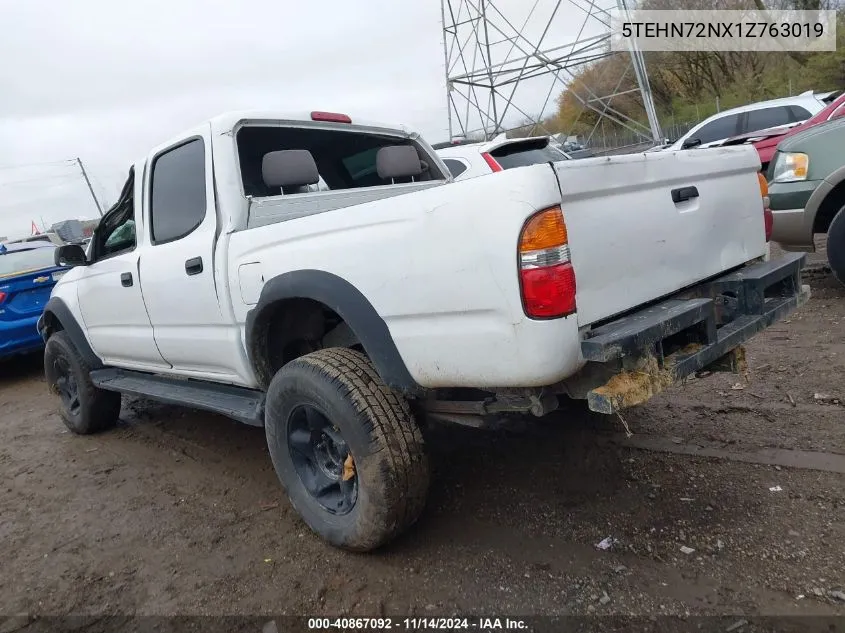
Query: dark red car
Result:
<box><xmin>722</xmin><ymin>91</ymin><xmax>845</xmax><ymax>172</ymax></box>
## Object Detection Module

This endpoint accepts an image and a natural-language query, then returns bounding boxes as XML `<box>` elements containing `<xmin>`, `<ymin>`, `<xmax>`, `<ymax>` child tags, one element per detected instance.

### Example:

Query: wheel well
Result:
<box><xmin>40</xmin><ymin>310</ymin><xmax>65</xmax><ymax>339</ymax></box>
<box><xmin>252</xmin><ymin>298</ymin><xmax>363</xmax><ymax>388</ymax></box>
<box><xmin>813</xmin><ymin>180</ymin><xmax>845</xmax><ymax>235</ymax></box>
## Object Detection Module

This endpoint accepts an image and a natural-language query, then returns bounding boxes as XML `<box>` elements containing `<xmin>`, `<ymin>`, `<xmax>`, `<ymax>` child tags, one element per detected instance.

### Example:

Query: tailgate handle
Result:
<box><xmin>120</xmin><ymin>272</ymin><xmax>133</xmax><ymax>287</ymax></box>
<box><xmin>671</xmin><ymin>186</ymin><xmax>699</xmax><ymax>203</ymax></box>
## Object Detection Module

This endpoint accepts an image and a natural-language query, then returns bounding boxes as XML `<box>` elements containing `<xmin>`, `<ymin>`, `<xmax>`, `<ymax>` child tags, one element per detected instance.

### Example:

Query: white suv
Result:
<box><xmin>668</xmin><ymin>91</ymin><xmax>828</xmax><ymax>151</ymax></box>
<box><xmin>435</xmin><ymin>135</ymin><xmax>570</xmax><ymax>180</ymax></box>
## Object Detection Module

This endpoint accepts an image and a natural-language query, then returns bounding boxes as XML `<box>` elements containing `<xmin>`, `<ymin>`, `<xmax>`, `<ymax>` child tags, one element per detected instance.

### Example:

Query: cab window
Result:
<box><xmin>149</xmin><ymin>138</ymin><xmax>207</xmax><ymax>245</ymax></box>
<box><xmin>93</xmin><ymin>171</ymin><xmax>136</xmax><ymax>260</ymax></box>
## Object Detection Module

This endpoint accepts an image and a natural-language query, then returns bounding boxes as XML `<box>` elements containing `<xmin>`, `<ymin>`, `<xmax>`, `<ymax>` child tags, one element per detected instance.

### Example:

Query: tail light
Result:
<box><xmin>518</xmin><ymin>206</ymin><xmax>576</xmax><ymax>318</ymax></box>
<box><xmin>0</xmin><ymin>291</ymin><xmax>6</xmax><ymax>304</ymax></box>
<box><xmin>482</xmin><ymin>152</ymin><xmax>503</xmax><ymax>173</ymax></box>
<box><xmin>763</xmin><ymin>207</ymin><xmax>773</xmax><ymax>242</ymax></box>
<box><xmin>758</xmin><ymin>172</ymin><xmax>772</xmax><ymax>242</ymax></box>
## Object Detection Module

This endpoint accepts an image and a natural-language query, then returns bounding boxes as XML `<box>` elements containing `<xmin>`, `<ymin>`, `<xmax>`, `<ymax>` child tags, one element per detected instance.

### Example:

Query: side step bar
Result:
<box><xmin>89</xmin><ymin>368</ymin><xmax>265</xmax><ymax>427</ymax></box>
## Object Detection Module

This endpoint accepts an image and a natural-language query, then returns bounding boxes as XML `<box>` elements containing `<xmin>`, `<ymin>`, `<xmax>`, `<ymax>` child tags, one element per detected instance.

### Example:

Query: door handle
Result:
<box><xmin>671</xmin><ymin>186</ymin><xmax>699</xmax><ymax>204</ymax></box>
<box><xmin>185</xmin><ymin>257</ymin><xmax>203</xmax><ymax>276</ymax></box>
<box><xmin>120</xmin><ymin>272</ymin><xmax>133</xmax><ymax>287</ymax></box>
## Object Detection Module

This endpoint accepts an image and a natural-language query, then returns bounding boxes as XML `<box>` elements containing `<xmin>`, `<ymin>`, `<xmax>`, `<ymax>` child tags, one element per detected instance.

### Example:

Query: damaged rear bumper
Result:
<box><xmin>578</xmin><ymin>253</ymin><xmax>810</xmax><ymax>414</ymax></box>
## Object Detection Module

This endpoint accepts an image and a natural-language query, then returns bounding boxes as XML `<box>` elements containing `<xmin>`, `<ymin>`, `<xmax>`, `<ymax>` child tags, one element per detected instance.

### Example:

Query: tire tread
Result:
<box><xmin>291</xmin><ymin>348</ymin><xmax>428</xmax><ymax>536</ymax></box>
<box><xmin>45</xmin><ymin>331</ymin><xmax>121</xmax><ymax>434</ymax></box>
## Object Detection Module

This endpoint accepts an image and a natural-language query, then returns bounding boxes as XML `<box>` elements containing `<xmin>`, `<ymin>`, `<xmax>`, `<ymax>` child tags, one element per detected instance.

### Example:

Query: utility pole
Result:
<box><xmin>440</xmin><ymin>0</ymin><xmax>454</xmax><ymax>141</ymax></box>
<box><xmin>617</xmin><ymin>0</ymin><xmax>662</xmax><ymax>143</ymax></box>
<box><xmin>76</xmin><ymin>157</ymin><xmax>103</xmax><ymax>216</ymax></box>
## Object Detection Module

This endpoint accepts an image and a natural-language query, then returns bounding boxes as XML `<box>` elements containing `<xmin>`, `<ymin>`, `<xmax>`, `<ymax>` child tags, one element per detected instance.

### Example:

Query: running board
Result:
<box><xmin>89</xmin><ymin>368</ymin><xmax>265</xmax><ymax>427</ymax></box>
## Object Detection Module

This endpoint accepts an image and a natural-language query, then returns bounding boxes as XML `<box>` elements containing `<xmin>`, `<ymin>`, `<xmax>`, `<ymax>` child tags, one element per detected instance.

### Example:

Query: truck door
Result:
<box><xmin>75</xmin><ymin>169</ymin><xmax>170</xmax><ymax>370</ymax></box>
<box><xmin>137</xmin><ymin>125</ymin><xmax>248</xmax><ymax>384</ymax></box>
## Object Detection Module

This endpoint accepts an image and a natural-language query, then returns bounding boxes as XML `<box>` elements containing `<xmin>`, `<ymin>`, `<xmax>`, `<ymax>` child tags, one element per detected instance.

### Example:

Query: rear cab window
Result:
<box><xmin>236</xmin><ymin>125</ymin><xmax>447</xmax><ymax>197</ymax></box>
<box><xmin>0</xmin><ymin>247</ymin><xmax>57</xmax><ymax>277</ymax></box>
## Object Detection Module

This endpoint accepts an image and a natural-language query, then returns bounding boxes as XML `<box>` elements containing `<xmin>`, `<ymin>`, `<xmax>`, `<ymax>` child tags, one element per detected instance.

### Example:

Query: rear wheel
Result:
<box><xmin>264</xmin><ymin>348</ymin><xmax>429</xmax><ymax>551</ymax></box>
<box><xmin>827</xmin><ymin>206</ymin><xmax>845</xmax><ymax>287</ymax></box>
<box><xmin>44</xmin><ymin>331</ymin><xmax>121</xmax><ymax>434</ymax></box>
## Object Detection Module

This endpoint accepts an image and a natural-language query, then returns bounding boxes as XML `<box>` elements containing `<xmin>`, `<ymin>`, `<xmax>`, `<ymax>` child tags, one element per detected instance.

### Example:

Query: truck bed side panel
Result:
<box><xmin>227</xmin><ymin>167</ymin><xmax>585</xmax><ymax>389</ymax></box>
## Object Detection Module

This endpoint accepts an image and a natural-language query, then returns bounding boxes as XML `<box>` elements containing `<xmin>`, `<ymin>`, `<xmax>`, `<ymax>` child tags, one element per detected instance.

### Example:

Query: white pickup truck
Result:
<box><xmin>40</xmin><ymin>110</ymin><xmax>808</xmax><ymax>551</ymax></box>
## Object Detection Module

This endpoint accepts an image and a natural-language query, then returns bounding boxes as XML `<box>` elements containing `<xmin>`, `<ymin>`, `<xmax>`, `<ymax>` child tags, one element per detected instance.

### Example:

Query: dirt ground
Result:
<box><xmin>1</xmin><ymin>245</ymin><xmax>843</xmax><ymax>625</ymax></box>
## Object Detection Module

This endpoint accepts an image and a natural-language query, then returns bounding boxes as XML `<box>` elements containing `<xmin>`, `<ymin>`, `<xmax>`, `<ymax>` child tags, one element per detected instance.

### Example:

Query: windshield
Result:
<box><xmin>491</xmin><ymin>144</ymin><xmax>569</xmax><ymax>169</ymax></box>
<box><xmin>0</xmin><ymin>247</ymin><xmax>57</xmax><ymax>277</ymax></box>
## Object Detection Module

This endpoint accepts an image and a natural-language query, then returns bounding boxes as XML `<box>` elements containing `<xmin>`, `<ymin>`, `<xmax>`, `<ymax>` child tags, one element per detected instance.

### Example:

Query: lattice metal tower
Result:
<box><xmin>440</xmin><ymin>0</ymin><xmax>662</xmax><ymax>145</ymax></box>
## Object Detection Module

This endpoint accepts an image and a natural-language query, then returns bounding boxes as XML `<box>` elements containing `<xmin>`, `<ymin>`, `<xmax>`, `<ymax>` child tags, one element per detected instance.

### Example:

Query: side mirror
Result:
<box><xmin>681</xmin><ymin>138</ymin><xmax>702</xmax><ymax>150</ymax></box>
<box><xmin>55</xmin><ymin>244</ymin><xmax>88</xmax><ymax>267</ymax></box>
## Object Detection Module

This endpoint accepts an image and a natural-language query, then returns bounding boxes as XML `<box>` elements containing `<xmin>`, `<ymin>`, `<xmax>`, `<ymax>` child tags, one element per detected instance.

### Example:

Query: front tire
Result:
<box><xmin>264</xmin><ymin>348</ymin><xmax>429</xmax><ymax>551</ymax></box>
<box><xmin>827</xmin><ymin>206</ymin><xmax>845</xmax><ymax>287</ymax></box>
<box><xmin>44</xmin><ymin>331</ymin><xmax>121</xmax><ymax>434</ymax></box>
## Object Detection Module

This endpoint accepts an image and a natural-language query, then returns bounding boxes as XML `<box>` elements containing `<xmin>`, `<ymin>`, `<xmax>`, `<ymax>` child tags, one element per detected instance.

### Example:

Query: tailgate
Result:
<box><xmin>553</xmin><ymin>146</ymin><xmax>767</xmax><ymax>326</ymax></box>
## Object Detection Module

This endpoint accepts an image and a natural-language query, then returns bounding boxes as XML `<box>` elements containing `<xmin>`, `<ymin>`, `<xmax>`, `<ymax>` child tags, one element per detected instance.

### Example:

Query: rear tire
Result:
<box><xmin>44</xmin><ymin>331</ymin><xmax>121</xmax><ymax>434</ymax></box>
<box><xmin>827</xmin><ymin>206</ymin><xmax>845</xmax><ymax>287</ymax></box>
<box><xmin>264</xmin><ymin>348</ymin><xmax>429</xmax><ymax>551</ymax></box>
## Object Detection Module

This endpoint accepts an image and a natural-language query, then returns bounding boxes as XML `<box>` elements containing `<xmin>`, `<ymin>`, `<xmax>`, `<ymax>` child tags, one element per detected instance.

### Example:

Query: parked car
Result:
<box><xmin>766</xmin><ymin>116</ymin><xmax>845</xmax><ymax>285</ymax></box>
<box><xmin>39</xmin><ymin>110</ymin><xmax>806</xmax><ymax>551</ymax></box>
<box><xmin>434</xmin><ymin>135</ymin><xmax>570</xmax><ymax>181</ymax></box>
<box><xmin>722</xmin><ymin>91</ymin><xmax>845</xmax><ymax>172</ymax></box>
<box><xmin>666</xmin><ymin>91</ymin><xmax>827</xmax><ymax>152</ymax></box>
<box><xmin>0</xmin><ymin>242</ymin><xmax>68</xmax><ymax>360</ymax></box>
<box><xmin>3</xmin><ymin>232</ymin><xmax>65</xmax><ymax>247</ymax></box>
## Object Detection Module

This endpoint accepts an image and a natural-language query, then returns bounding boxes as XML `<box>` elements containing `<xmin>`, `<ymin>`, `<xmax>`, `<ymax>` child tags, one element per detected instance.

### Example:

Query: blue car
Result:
<box><xmin>0</xmin><ymin>242</ymin><xmax>69</xmax><ymax>360</ymax></box>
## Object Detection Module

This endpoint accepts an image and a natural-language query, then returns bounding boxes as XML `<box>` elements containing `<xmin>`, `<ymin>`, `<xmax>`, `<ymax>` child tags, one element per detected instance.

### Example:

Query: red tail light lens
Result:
<box><xmin>758</xmin><ymin>172</ymin><xmax>773</xmax><ymax>242</ymax></box>
<box><xmin>0</xmin><ymin>291</ymin><xmax>6</xmax><ymax>304</ymax></box>
<box><xmin>520</xmin><ymin>263</ymin><xmax>576</xmax><ymax>318</ymax></box>
<box><xmin>482</xmin><ymin>152</ymin><xmax>503</xmax><ymax>173</ymax></box>
<box><xmin>311</xmin><ymin>111</ymin><xmax>352</xmax><ymax>124</ymax></box>
<box><xmin>764</xmin><ymin>207</ymin><xmax>773</xmax><ymax>242</ymax></box>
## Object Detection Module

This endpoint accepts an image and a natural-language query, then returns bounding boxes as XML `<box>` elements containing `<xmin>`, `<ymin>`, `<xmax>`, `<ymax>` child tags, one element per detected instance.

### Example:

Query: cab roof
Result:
<box><xmin>207</xmin><ymin>110</ymin><xmax>415</xmax><ymax>137</ymax></box>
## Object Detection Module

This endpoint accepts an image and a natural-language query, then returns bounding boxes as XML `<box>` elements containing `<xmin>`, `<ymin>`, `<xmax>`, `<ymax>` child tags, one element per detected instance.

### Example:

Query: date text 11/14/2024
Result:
<box><xmin>307</xmin><ymin>618</ymin><xmax>529</xmax><ymax>630</ymax></box>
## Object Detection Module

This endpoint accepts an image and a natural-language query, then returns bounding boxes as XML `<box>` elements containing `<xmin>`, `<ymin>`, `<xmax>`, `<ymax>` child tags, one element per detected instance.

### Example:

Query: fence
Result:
<box><xmin>584</xmin><ymin>121</ymin><xmax>698</xmax><ymax>154</ymax></box>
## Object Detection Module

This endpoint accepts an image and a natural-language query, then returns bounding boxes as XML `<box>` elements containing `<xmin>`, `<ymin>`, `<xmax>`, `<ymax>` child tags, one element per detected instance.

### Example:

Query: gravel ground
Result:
<box><xmin>1</xmin><ymin>244</ymin><xmax>843</xmax><ymax>626</ymax></box>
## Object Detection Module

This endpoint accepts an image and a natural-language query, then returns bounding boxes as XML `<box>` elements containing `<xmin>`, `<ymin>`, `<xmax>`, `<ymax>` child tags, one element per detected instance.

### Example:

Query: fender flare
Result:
<box><xmin>244</xmin><ymin>270</ymin><xmax>421</xmax><ymax>394</ymax></box>
<box><xmin>38</xmin><ymin>297</ymin><xmax>104</xmax><ymax>370</ymax></box>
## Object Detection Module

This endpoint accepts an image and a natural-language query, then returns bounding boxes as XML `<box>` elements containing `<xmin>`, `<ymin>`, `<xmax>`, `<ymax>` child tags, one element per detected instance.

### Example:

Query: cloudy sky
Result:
<box><xmin>0</xmin><ymin>0</ymin><xmax>608</xmax><ymax>239</ymax></box>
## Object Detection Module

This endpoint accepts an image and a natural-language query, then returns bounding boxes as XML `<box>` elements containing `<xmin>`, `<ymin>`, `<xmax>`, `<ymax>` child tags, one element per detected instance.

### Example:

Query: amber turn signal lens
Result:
<box><xmin>520</xmin><ymin>207</ymin><xmax>568</xmax><ymax>252</ymax></box>
<box><xmin>757</xmin><ymin>171</ymin><xmax>769</xmax><ymax>199</ymax></box>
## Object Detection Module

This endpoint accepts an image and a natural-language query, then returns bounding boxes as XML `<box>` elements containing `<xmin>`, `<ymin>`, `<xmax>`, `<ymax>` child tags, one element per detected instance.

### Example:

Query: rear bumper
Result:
<box><xmin>0</xmin><ymin>315</ymin><xmax>44</xmax><ymax>359</ymax></box>
<box><xmin>579</xmin><ymin>253</ymin><xmax>809</xmax><ymax>414</ymax></box>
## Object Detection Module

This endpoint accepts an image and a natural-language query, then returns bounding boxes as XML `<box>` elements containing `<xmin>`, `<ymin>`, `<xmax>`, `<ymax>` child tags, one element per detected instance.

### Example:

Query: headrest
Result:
<box><xmin>262</xmin><ymin>150</ymin><xmax>320</xmax><ymax>189</ymax></box>
<box><xmin>376</xmin><ymin>145</ymin><xmax>424</xmax><ymax>180</ymax></box>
